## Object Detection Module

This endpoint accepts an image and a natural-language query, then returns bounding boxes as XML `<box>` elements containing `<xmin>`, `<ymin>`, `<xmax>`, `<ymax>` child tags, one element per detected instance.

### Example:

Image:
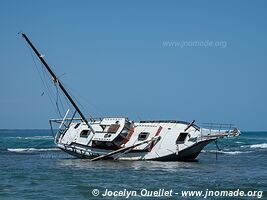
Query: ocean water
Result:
<box><xmin>0</xmin><ymin>130</ymin><xmax>266</xmax><ymax>200</ymax></box>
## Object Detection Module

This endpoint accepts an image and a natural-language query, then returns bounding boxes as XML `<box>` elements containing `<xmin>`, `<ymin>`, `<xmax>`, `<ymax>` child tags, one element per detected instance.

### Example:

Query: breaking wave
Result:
<box><xmin>221</xmin><ymin>151</ymin><xmax>252</xmax><ymax>155</ymax></box>
<box><xmin>7</xmin><ymin>136</ymin><xmax>53</xmax><ymax>140</ymax></box>
<box><xmin>235</xmin><ymin>141</ymin><xmax>245</xmax><ymax>144</ymax></box>
<box><xmin>202</xmin><ymin>150</ymin><xmax>251</xmax><ymax>155</ymax></box>
<box><xmin>249</xmin><ymin>143</ymin><xmax>267</xmax><ymax>149</ymax></box>
<box><xmin>25</xmin><ymin>136</ymin><xmax>54</xmax><ymax>140</ymax></box>
<box><xmin>7</xmin><ymin>148</ymin><xmax>59</xmax><ymax>152</ymax></box>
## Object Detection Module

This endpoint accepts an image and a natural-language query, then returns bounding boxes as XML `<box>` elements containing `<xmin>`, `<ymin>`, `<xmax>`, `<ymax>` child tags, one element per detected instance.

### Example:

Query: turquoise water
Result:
<box><xmin>0</xmin><ymin>130</ymin><xmax>266</xmax><ymax>200</ymax></box>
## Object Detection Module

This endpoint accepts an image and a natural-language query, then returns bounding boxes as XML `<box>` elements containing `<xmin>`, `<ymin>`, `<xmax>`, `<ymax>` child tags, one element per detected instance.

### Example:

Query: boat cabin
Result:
<box><xmin>91</xmin><ymin>118</ymin><xmax>133</xmax><ymax>150</ymax></box>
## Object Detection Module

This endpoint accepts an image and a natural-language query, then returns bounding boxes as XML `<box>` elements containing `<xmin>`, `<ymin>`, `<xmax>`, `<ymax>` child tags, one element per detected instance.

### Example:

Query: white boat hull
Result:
<box><xmin>51</xmin><ymin>117</ymin><xmax>238</xmax><ymax>161</ymax></box>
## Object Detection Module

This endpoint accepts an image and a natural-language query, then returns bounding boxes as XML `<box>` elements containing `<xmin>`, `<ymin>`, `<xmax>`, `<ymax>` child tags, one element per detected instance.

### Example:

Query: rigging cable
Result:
<box><xmin>27</xmin><ymin>46</ymin><xmax>62</xmax><ymax>119</ymax></box>
<box><xmin>26</xmin><ymin>36</ymin><xmax>93</xmax><ymax>123</ymax></box>
<box><xmin>28</xmin><ymin>44</ymin><xmax>75</xmax><ymax>120</ymax></box>
<box><xmin>39</xmin><ymin>55</ymin><xmax>64</xmax><ymax>118</ymax></box>
<box><xmin>61</xmin><ymin>81</ymin><xmax>94</xmax><ymax>120</ymax></box>
<box><xmin>55</xmin><ymin>85</ymin><xmax>63</xmax><ymax>118</ymax></box>
<box><xmin>56</xmin><ymin>80</ymin><xmax>77</xmax><ymax>119</ymax></box>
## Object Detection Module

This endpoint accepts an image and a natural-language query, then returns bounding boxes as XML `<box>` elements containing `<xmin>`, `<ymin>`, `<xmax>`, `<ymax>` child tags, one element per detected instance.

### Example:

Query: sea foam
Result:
<box><xmin>7</xmin><ymin>136</ymin><xmax>53</xmax><ymax>140</ymax></box>
<box><xmin>25</xmin><ymin>136</ymin><xmax>54</xmax><ymax>140</ymax></box>
<box><xmin>249</xmin><ymin>143</ymin><xmax>267</xmax><ymax>149</ymax></box>
<box><xmin>202</xmin><ymin>150</ymin><xmax>251</xmax><ymax>155</ymax></box>
<box><xmin>7</xmin><ymin>148</ymin><xmax>59</xmax><ymax>152</ymax></box>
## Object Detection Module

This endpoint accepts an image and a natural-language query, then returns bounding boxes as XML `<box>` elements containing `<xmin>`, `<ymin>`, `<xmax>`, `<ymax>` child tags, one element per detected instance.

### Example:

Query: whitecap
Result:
<box><xmin>201</xmin><ymin>150</ymin><xmax>251</xmax><ymax>155</ymax></box>
<box><xmin>6</xmin><ymin>136</ymin><xmax>23</xmax><ymax>139</ymax></box>
<box><xmin>7</xmin><ymin>148</ymin><xmax>59</xmax><ymax>152</ymax></box>
<box><xmin>25</xmin><ymin>136</ymin><xmax>54</xmax><ymax>140</ymax></box>
<box><xmin>249</xmin><ymin>143</ymin><xmax>267</xmax><ymax>149</ymax></box>
<box><xmin>6</xmin><ymin>136</ymin><xmax>53</xmax><ymax>140</ymax></box>
<box><xmin>235</xmin><ymin>141</ymin><xmax>245</xmax><ymax>144</ymax></box>
<box><xmin>221</xmin><ymin>151</ymin><xmax>251</xmax><ymax>155</ymax></box>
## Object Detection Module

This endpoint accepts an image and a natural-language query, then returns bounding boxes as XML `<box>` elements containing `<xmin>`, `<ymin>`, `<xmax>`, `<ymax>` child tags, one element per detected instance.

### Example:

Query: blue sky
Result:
<box><xmin>0</xmin><ymin>0</ymin><xmax>266</xmax><ymax>130</ymax></box>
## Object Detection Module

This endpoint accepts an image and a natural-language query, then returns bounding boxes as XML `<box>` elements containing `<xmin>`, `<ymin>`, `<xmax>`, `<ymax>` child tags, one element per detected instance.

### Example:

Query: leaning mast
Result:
<box><xmin>21</xmin><ymin>33</ymin><xmax>94</xmax><ymax>133</ymax></box>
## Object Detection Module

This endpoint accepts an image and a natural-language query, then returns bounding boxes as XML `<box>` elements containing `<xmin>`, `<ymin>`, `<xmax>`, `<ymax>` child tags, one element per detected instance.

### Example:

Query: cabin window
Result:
<box><xmin>80</xmin><ymin>130</ymin><xmax>90</xmax><ymax>138</ymax></box>
<box><xmin>120</xmin><ymin>128</ymin><xmax>129</xmax><ymax>138</ymax></box>
<box><xmin>176</xmin><ymin>132</ymin><xmax>188</xmax><ymax>144</ymax></box>
<box><xmin>113</xmin><ymin>135</ymin><xmax>125</xmax><ymax>146</ymax></box>
<box><xmin>74</xmin><ymin>123</ymin><xmax>80</xmax><ymax>129</ymax></box>
<box><xmin>106</xmin><ymin>142</ymin><xmax>114</xmax><ymax>147</ymax></box>
<box><xmin>138</xmin><ymin>132</ymin><xmax>149</xmax><ymax>141</ymax></box>
<box><xmin>125</xmin><ymin>120</ymin><xmax>131</xmax><ymax>129</ymax></box>
<box><xmin>107</xmin><ymin>124</ymin><xmax>120</xmax><ymax>133</ymax></box>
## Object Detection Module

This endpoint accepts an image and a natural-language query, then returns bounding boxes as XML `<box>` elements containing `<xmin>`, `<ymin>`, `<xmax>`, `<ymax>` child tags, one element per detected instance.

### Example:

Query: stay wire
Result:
<box><xmin>39</xmin><ymin>58</ymin><xmax>64</xmax><ymax>119</ymax></box>
<box><xmin>40</xmin><ymin>65</ymin><xmax>72</xmax><ymax>118</ymax></box>
<box><xmin>62</xmin><ymin>81</ymin><xmax>101</xmax><ymax>113</ymax></box>
<box><xmin>60</xmin><ymin>81</ymin><xmax>95</xmax><ymax>119</ymax></box>
<box><xmin>27</xmin><ymin>46</ymin><xmax>62</xmax><ymax>119</ymax></box>
<box><xmin>59</xmin><ymin>80</ymin><xmax>93</xmax><ymax>120</ymax></box>
<box><xmin>27</xmin><ymin>43</ymin><xmax>92</xmax><ymax>121</ymax></box>
<box><xmin>55</xmin><ymin>85</ymin><xmax>63</xmax><ymax>118</ymax></box>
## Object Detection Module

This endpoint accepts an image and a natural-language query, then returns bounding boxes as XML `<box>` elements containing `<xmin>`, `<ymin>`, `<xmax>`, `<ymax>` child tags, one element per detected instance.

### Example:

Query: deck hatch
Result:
<box><xmin>138</xmin><ymin>132</ymin><xmax>150</xmax><ymax>141</ymax></box>
<box><xmin>80</xmin><ymin>130</ymin><xmax>90</xmax><ymax>138</ymax></box>
<box><xmin>107</xmin><ymin>124</ymin><xmax>120</xmax><ymax>133</ymax></box>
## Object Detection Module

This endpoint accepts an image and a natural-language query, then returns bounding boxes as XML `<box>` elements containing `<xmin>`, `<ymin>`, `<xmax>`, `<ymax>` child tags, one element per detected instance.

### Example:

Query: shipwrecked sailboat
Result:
<box><xmin>21</xmin><ymin>33</ymin><xmax>240</xmax><ymax>161</ymax></box>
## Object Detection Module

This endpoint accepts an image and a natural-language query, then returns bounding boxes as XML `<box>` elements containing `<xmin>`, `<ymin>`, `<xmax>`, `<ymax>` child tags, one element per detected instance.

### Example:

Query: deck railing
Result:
<box><xmin>49</xmin><ymin>117</ymin><xmax>102</xmax><ymax>143</ymax></box>
<box><xmin>200</xmin><ymin>122</ymin><xmax>240</xmax><ymax>139</ymax></box>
